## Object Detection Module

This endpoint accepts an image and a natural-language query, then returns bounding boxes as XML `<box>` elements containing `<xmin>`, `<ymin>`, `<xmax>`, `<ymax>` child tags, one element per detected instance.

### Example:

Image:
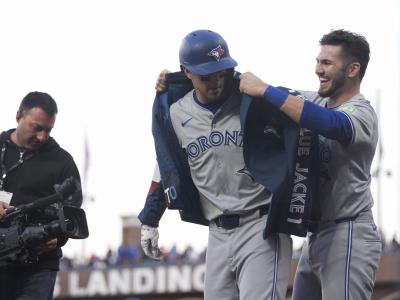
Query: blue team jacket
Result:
<box><xmin>138</xmin><ymin>72</ymin><xmax>319</xmax><ymax>238</ymax></box>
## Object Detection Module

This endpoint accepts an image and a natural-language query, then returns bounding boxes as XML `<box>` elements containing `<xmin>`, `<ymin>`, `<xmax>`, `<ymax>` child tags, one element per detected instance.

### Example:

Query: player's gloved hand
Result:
<box><xmin>141</xmin><ymin>224</ymin><xmax>162</xmax><ymax>261</ymax></box>
<box><xmin>155</xmin><ymin>69</ymin><xmax>170</xmax><ymax>92</ymax></box>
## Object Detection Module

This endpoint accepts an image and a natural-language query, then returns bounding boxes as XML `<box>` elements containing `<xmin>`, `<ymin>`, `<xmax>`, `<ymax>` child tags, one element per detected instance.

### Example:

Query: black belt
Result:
<box><xmin>213</xmin><ymin>204</ymin><xmax>269</xmax><ymax>230</ymax></box>
<box><xmin>308</xmin><ymin>214</ymin><xmax>360</xmax><ymax>233</ymax></box>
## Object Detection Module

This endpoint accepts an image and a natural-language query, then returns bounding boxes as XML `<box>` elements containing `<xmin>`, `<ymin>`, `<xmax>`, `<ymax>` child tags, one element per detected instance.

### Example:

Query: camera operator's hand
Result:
<box><xmin>141</xmin><ymin>224</ymin><xmax>162</xmax><ymax>261</ymax></box>
<box><xmin>35</xmin><ymin>238</ymin><xmax>58</xmax><ymax>255</ymax></box>
<box><xmin>0</xmin><ymin>201</ymin><xmax>13</xmax><ymax>218</ymax></box>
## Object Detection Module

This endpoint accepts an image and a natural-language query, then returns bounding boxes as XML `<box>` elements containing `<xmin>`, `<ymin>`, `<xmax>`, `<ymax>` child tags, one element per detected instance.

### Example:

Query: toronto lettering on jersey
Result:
<box><xmin>54</xmin><ymin>264</ymin><xmax>205</xmax><ymax>298</ymax></box>
<box><xmin>186</xmin><ymin>130</ymin><xmax>243</xmax><ymax>159</ymax></box>
<box><xmin>287</xmin><ymin>128</ymin><xmax>312</xmax><ymax>224</ymax></box>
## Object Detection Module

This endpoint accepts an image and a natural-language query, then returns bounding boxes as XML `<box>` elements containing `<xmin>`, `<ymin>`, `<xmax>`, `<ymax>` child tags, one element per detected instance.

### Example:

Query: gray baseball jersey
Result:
<box><xmin>166</xmin><ymin>88</ymin><xmax>291</xmax><ymax>300</ymax></box>
<box><xmin>302</xmin><ymin>91</ymin><xmax>378</xmax><ymax>221</ymax></box>
<box><xmin>169</xmin><ymin>89</ymin><xmax>271</xmax><ymax>221</ymax></box>
<box><xmin>292</xmin><ymin>91</ymin><xmax>381</xmax><ymax>300</ymax></box>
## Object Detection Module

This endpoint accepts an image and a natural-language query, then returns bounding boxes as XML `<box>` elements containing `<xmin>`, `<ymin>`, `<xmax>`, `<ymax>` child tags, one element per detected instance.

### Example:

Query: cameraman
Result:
<box><xmin>0</xmin><ymin>92</ymin><xmax>82</xmax><ymax>300</ymax></box>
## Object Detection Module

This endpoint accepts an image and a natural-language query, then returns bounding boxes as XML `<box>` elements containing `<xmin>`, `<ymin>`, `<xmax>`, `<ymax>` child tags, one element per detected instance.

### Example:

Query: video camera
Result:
<box><xmin>0</xmin><ymin>177</ymin><xmax>89</xmax><ymax>266</ymax></box>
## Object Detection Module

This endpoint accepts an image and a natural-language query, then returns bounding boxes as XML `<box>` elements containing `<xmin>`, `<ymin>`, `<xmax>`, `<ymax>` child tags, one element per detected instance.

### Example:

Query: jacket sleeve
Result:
<box><xmin>57</xmin><ymin>154</ymin><xmax>83</xmax><ymax>248</ymax></box>
<box><xmin>59</xmin><ymin>154</ymin><xmax>83</xmax><ymax>208</ymax></box>
<box><xmin>138</xmin><ymin>163</ymin><xmax>167</xmax><ymax>227</ymax></box>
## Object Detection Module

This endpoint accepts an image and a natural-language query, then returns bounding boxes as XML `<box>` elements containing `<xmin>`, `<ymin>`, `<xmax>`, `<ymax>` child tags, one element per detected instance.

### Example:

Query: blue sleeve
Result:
<box><xmin>300</xmin><ymin>100</ymin><xmax>353</xmax><ymax>143</ymax></box>
<box><xmin>138</xmin><ymin>182</ymin><xmax>167</xmax><ymax>227</ymax></box>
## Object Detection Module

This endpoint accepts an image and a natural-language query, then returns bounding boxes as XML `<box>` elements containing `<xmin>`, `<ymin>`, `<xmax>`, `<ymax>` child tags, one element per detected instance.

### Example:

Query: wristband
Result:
<box><xmin>263</xmin><ymin>85</ymin><xmax>289</xmax><ymax>108</ymax></box>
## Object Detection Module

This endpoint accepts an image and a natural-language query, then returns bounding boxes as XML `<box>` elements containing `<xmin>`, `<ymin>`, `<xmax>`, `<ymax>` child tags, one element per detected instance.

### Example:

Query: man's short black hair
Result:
<box><xmin>19</xmin><ymin>92</ymin><xmax>58</xmax><ymax>117</ymax></box>
<box><xmin>320</xmin><ymin>29</ymin><xmax>370</xmax><ymax>80</ymax></box>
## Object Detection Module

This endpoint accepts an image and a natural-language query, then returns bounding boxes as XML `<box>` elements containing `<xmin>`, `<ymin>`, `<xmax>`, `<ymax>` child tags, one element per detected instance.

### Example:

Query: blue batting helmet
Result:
<box><xmin>179</xmin><ymin>30</ymin><xmax>238</xmax><ymax>75</ymax></box>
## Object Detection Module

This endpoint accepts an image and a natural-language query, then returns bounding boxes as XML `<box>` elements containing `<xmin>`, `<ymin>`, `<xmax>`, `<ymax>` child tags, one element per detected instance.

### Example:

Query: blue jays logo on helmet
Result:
<box><xmin>207</xmin><ymin>45</ymin><xmax>225</xmax><ymax>61</ymax></box>
<box><xmin>179</xmin><ymin>29</ymin><xmax>238</xmax><ymax>75</ymax></box>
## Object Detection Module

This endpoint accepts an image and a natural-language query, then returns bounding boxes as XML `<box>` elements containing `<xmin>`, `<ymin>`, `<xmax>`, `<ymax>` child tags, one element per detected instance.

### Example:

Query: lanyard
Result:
<box><xmin>0</xmin><ymin>143</ymin><xmax>34</xmax><ymax>190</ymax></box>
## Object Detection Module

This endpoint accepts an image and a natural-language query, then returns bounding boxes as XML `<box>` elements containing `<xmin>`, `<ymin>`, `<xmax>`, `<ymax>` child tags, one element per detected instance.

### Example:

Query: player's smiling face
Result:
<box><xmin>185</xmin><ymin>69</ymin><xmax>227</xmax><ymax>104</ymax></box>
<box><xmin>315</xmin><ymin>45</ymin><xmax>348</xmax><ymax>99</ymax></box>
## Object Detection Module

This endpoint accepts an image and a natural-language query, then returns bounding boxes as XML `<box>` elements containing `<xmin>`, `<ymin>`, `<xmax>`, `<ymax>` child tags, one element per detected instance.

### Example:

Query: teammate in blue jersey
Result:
<box><xmin>139</xmin><ymin>30</ymin><xmax>293</xmax><ymax>300</ymax></box>
<box><xmin>240</xmin><ymin>29</ymin><xmax>382</xmax><ymax>300</ymax></box>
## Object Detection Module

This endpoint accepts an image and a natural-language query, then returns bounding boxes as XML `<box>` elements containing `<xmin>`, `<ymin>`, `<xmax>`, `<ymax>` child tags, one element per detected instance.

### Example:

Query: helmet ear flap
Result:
<box><xmin>179</xmin><ymin>30</ymin><xmax>237</xmax><ymax>76</ymax></box>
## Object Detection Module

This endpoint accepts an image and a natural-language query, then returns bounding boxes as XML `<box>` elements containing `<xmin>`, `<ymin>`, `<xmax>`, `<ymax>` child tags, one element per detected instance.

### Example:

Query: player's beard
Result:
<box><xmin>318</xmin><ymin>67</ymin><xmax>346</xmax><ymax>98</ymax></box>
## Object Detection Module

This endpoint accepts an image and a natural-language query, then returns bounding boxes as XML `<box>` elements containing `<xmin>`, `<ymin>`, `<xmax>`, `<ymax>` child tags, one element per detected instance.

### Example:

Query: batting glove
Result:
<box><xmin>141</xmin><ymin>224</ymin><xmax>162</xmax><ymax>261</ymax></box>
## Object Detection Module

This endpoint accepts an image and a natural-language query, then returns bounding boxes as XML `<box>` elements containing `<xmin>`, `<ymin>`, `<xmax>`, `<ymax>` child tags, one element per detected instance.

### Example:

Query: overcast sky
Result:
<box><xmin>0</xmin><ymin>0</ymin><xmax>399</xmax><ymax>258</ymax></box>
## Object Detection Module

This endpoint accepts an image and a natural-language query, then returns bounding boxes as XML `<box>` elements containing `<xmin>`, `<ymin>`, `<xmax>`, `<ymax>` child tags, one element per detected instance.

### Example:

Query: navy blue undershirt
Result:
<box><xmin>299</xmin><ymin>100</ymin><xmax>353</xmax><ymax>144</ymax></box>
<box><xmin>262</xmin><ymin>88</ymin><xmax>353</xmax><ymax>143</ymax></box>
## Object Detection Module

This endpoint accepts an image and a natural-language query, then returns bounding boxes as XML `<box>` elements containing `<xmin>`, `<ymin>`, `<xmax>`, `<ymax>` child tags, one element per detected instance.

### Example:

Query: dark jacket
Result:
<box><xmin>139</xmin><ymin>72</ymin><xmax>318</xmax><ymax>238</ymax></box>
<box><xmin>0</xmin><ymin>129</ymin><xmax>82</xmax><ymax>270</ymax></box>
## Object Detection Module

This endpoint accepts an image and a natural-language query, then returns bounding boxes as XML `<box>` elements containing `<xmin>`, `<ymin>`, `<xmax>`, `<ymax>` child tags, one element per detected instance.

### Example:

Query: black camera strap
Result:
<box><xmin>0</xmin><ymin>143</ymin><xmax>34</xmax><ymax>190</ymax></box>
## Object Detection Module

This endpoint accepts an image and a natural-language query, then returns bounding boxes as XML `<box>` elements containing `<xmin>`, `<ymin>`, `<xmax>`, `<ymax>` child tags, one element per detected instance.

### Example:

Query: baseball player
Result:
<box><xmin>239</xmin><ymin>29</ymin><xmax>382</xmax><ymax>300</ymax></box>
<box><xmin>139</xmin><ymin>30</ymin><xmax>294</xmax><ymax>300</ymax></box>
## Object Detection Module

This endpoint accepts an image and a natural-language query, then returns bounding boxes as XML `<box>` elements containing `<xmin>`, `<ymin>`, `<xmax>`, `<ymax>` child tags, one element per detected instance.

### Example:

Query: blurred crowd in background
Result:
<box><xmin>60</xmin><ymin>235</ymin><xmax>400</xmax><ymax>271</ymax></box>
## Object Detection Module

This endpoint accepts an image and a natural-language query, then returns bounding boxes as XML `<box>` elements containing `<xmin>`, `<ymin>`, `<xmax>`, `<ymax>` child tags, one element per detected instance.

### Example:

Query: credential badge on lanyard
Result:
<box><xmin>0</xmin><ymin>143</ymin><xmax>34</xmax><ymax>191</ymax></box>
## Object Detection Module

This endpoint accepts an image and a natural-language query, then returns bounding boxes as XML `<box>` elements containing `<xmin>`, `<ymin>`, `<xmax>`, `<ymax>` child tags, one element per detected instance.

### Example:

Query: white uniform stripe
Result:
<box><xmin>152</xmin><ymin>163</ymin><xmax>161</xmax><ymax>182</ymax></box>
<box><xmin>271</xmin><ymin>234</ymin><xmax>279</xmax><ymax>300</ymax></box>
<box><xmin>345</xmin><ymin>221</ymin><xmax>354</xmax><ymax>300</ymax></box>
